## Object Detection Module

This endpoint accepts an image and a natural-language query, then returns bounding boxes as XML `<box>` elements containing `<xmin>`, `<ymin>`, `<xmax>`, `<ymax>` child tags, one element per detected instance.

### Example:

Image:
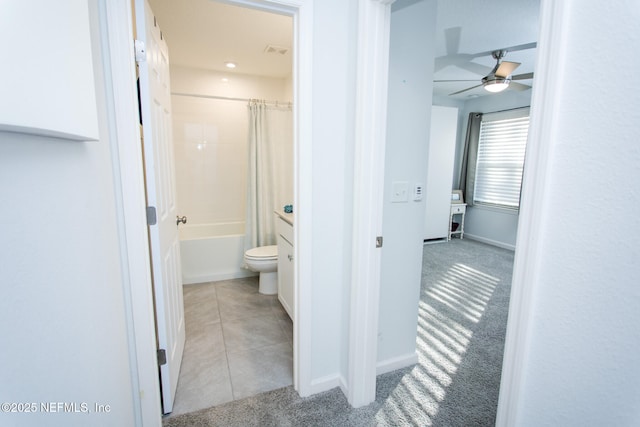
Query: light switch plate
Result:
<box><xmin>391</xmin><ymin>181</ymin><xmax>409</xmax><ymax>203</ymax></box>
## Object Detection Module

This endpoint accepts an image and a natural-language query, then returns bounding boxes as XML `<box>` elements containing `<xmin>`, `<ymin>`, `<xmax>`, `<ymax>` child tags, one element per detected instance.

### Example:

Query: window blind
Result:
<box><xmin>473</xmin><ymin>114</ymin><xmax>529</xmax><ymax>209</ymax></box>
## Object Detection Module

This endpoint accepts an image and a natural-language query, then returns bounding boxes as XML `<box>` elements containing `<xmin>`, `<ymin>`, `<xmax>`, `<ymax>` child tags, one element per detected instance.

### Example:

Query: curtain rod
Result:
<box><xmin>486</xmin><ymin>106</ymin><xmax>531</xmax><ymax>114</ymax></box>
<box><xmin>172</xmin><ymin>92</ymin><xmax>292</xmax><ymax>107</ymax></box>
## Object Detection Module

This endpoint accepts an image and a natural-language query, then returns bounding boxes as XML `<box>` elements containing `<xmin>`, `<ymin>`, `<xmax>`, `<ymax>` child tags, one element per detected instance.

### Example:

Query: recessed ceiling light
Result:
<box><xmin>221</xmin><ymin>78</ymin><xmax>229</xmax><ymax>83</ymax></box>
<box><xmin>225</xmin><ymin>61</ymin><xmax>237</xmax><ymax>69</ymax></box>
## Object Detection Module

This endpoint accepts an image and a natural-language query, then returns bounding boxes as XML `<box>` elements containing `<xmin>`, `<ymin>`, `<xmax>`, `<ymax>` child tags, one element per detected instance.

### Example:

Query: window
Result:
<box><xmin>473</xmin><ymin>108</ymin><xmax>530</xmax><ymax>209</ymax></box>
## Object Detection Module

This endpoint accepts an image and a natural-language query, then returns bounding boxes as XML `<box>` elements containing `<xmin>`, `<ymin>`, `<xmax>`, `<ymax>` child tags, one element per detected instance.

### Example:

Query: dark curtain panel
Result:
<box><xmin>459</xmin><ymin>112</ymin><xmax>482</xmax><ymax>206</ymax></box>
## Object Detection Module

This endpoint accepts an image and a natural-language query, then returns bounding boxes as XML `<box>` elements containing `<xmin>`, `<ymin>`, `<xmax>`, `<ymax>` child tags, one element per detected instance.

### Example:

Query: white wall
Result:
<box><xmin>0</xmin><ymin>1</ymin><xmax>140</xmax><ymax>425</ymax></box>
<box><xmin>377</xmin><ymin>0</ymin><xmax>437</xmax><ymax>368</ymax></box>
<box><xmin>501</xmin><ymin>1</ymin><xmax>640</xmax><ymax>425</ymax></box>
<box><xmin>309</xmin><ymin>0</ymin><xmax>358</xmax><ymax>386</ymax></box>
<box><xmin>283</xmin><ymin>74</ymin><xmax>294</xmax><ymax>103</ymax></box>
<box><xmin>170</xmin><ymin>66</ymin><xmax>290</xmax><ymax>225</ymax></box>
<box><xmin>170</xmin><ymin>66</ymin><xmax>290</xmax><ymax>102</ymax></box>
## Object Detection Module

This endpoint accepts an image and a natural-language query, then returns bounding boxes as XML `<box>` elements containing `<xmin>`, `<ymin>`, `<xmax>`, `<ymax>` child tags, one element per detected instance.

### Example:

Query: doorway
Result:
<box><xmin>141</xmin><ymin>0</ymin><xmax>298</xmax><ymax>415</ymax></box>
<box><xmin>415</xmin><ymin>0</ymin><xmax>540</xmax><ymax>422</ymax></box>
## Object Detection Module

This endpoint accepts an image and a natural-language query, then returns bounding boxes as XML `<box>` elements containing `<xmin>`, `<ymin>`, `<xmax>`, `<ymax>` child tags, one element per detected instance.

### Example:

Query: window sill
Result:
<box><xmin>470</xmin><ymin>203</ymin><xmax>520</xmax><ymax>216</ymax></box>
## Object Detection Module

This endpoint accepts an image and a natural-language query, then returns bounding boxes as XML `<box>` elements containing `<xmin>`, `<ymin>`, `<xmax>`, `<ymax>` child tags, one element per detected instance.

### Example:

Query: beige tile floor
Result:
<box><xmin>166</xmin><ymin>277</ymin><xmax>293</xmax><ymax>417</ymax></box>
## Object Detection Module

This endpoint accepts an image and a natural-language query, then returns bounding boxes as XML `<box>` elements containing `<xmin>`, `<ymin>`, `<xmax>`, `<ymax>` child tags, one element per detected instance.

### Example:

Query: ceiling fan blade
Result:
<box><xmin>449</xmin><ymin>83</ymin><xmax>483</xmax><ymax>96</ymax></box>
<box><xmin>511</xmin><ymin>72</ymin><xmax>534</xmax><ymax>80</ymax></box>
<box><xmin>459</xmin><ymin>61</ymin><xmax>494</xmax><ymax>76</ymax></box>
<box><xmin>496</xmin><ymin>61</ymin><xmax>520</xmax><ymax>78</ymax></box>
<box><xmin>474</xmin><ymin>42</ymin><xmax>537</xmax><ymax>58</ymax></box>
<box><xmin>509</xmin><ymin>81</ymin><xmax>532</xmax><ymax>91</ymax></box>
<box><xmin>505</xmin><ymin>41</ymin><xmax>537</xmax><ymax>52</ymax></box>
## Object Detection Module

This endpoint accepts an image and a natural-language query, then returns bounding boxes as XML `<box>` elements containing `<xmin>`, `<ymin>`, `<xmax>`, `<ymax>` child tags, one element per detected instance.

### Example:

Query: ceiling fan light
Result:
<box><xmin>484</xmin><ymin>78</ymin><xmax>510</xmax><ymax>93</ymax></box>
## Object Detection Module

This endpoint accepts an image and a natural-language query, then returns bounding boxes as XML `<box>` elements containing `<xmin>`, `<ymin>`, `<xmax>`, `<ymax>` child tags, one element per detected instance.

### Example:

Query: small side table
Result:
<box><xmin>449</xmin><ymin>203</ymin><xmax>467</xmax><ymax>240</ymax></box>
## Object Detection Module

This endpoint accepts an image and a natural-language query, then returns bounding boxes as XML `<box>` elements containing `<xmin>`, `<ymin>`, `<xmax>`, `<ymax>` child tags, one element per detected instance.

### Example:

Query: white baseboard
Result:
<box><xmin>464</xmin><ymin>233</ymin><xmax>516</xmax><ymax>251</ymax></box>
<box><xmin>182</xmin><ymin>270</ymin><xmax>257</xmax><ymax>285</ymax></box>
<box><xmin>308</xmin><ymin>373</ymin><xmax>348</xmax><ymax>396</ymax></box>
<box><xmin>306</xmin><ymin>355</ymin><xmax>417</xmax><ymax>403</ymax></box>
<box><xmin>423</xmin><ymin>237</ymin><xmax>448</xmax><ymax>245</ymax></box>
<box><xmin>337</xmin><ymin>375</ymin><xmax>348</xmax><ymax>398</ymax></box>
<box><xmin>376</xmin><ymin>352</ymin><xmax>419</xmax><ymax>375</ymax></box>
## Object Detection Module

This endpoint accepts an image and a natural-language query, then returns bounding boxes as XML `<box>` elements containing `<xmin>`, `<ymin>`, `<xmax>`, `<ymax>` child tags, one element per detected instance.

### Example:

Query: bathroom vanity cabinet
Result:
<box><xmin>276</xmin><ymin>213</ymin><xmax>294</xmax><ymax>321</ymax></box>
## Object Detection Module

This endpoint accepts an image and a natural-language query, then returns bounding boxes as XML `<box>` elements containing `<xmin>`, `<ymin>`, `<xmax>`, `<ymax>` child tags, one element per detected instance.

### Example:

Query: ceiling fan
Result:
<box><xmin>434</xmin><ymin>43</ymin><xmax>535</xmax><ymax>96</ymax></box>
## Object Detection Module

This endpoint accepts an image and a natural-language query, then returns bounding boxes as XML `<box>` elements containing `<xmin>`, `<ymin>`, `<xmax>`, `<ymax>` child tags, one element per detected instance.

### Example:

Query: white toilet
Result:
<box><xmin>244</xmin><ymin>245</ymin><xmax>278</xmax><ymax>295</ymax></box>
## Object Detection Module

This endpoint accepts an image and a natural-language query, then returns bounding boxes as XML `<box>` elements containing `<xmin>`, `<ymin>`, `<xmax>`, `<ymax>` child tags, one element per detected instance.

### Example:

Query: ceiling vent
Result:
<box><xmin>264</xmin><ymin>44</ymin><xmax>289</xmax><ymax>55</ymax></box>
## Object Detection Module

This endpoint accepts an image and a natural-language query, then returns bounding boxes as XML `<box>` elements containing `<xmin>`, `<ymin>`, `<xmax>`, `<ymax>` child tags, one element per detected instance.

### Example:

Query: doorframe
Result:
<box><xmin>101</xmin><ymin>0</ymin><xmax>314</xmax><ymax>423</ymax></box>
<box><xmin>97</xmin><ymin>0</ymin><xmax>163</xmax><ymax>424</ymax></box>
<box><xmin>215</xmin><ymin>0</ymin><xmax>315</xmax><ymax>398</ymax></box>
<box><xmin>495</xmin><ymin>0</ymin><xmax>567</xmax><ymax>425</ymax></box>
<box><xmin>348</xmin><ymin>0</ymin><xmax>394</xmax><ymax>408</ymax></box>
<box><xmin>219</xmin><ymin>0</ymin><xmax>315</xmax><ymax>398</ymax></box>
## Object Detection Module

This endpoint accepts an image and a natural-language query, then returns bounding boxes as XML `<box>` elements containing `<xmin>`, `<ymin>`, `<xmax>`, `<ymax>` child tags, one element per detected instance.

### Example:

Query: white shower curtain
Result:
<box><xmin>245</xmin><ymin>100</ymin><xmax>293</xmax><ymax>249</ymax></box>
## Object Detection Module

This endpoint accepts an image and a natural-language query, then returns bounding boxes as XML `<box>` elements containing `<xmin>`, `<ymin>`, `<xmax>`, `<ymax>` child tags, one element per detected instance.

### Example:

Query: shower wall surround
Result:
<box><xmin>170</xmin><ymin>66</ymin><xmax>291</xmax><ymax>226</ymax></box>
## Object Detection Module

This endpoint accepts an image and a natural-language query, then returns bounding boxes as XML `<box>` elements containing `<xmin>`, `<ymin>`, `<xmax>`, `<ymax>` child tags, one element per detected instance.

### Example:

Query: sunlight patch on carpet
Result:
<box><xmin>375</xmin><ymin>262</ymin><xmax>500</xmax><ymax>426</ymax></box>
<box><xmin>425</xmin><ymin>263</ymin><xmax>500</xmax><ymax>323</ymax></box>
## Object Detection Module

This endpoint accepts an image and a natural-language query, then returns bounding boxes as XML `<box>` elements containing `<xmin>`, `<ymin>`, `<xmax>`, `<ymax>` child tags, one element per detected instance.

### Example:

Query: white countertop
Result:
<box><xmin>274</xmin><ymin>210</ymin><xmax>294</xmax><ymax>225</ymax></box>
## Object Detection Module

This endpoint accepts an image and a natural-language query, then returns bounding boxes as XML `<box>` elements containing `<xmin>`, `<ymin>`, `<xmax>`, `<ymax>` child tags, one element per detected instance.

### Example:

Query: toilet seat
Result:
<box><xmin>245</xmin><ymin>245</ymin><xmax>278</xmax><ymax>260</ymax></box>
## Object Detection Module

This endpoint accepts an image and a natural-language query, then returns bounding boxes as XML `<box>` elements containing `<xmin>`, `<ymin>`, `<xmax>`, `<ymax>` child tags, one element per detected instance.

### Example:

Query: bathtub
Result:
<box><xmin>179</xmin><ymin>222</ymin><xmax>256</xmax><ymax>285</ymax></box>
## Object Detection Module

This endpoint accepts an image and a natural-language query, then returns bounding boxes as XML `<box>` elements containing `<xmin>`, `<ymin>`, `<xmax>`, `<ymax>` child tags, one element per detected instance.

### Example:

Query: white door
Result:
<box><xmin>135</xmin><ymin>0</ymin><xmax>185</xmax><ymax>414</ymax></box>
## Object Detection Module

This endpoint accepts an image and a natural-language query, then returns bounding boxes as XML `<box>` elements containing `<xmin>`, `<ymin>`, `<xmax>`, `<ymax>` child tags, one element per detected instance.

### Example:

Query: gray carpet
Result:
<box><xmin>164</xmin><ymin>238</ymin><xmax>514</xmax><ymax>426</ymax></box>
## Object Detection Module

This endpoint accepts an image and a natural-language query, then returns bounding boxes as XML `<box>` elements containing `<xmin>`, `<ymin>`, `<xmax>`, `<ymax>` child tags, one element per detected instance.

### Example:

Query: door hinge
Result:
<box><xmin>376</xmin><ymin>236</ymin><xmax>383</xmax><ymax>248</ymax></box>
<box><xmin>157</xmin><ymin>349</ymin><xmax>167</xmax><ymax>366</ymax></box>
<box><xmin>134</xmin><ymin>39</ymin><xmax>146</xmax><ymax>63</ymax></box>
<box><xmin>146</xmin><ymin>206</ymin><xmax>157</xmax><ymax>225</ymax></box>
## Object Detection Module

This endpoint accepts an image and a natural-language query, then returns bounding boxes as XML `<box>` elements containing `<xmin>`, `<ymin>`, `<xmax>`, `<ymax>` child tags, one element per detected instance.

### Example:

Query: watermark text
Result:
<box><xmin>1</xmin><ymin>402</ymin><xmax>111</xmax><ymax>414</ymax></box>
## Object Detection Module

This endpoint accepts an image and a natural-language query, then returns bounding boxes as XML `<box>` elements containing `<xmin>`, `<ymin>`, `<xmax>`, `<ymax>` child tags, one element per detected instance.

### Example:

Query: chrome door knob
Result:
<box><xmin>176</xmin><ymin>215</ymin><xmax>187</xmax><ymax>226</ymax></box>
